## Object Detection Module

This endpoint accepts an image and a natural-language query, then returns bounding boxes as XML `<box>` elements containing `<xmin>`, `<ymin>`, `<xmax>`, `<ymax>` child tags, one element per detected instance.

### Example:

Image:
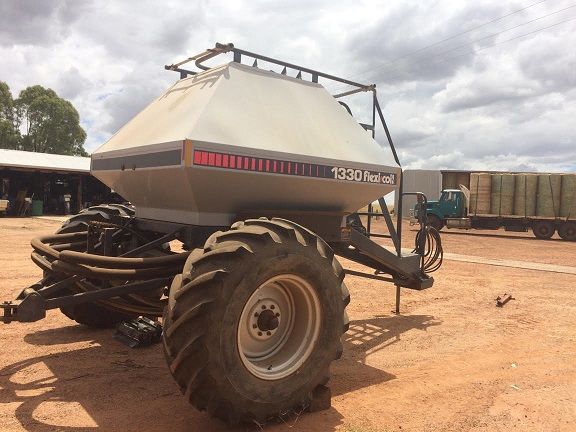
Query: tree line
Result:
<box><xmin>0</xmin><ymin>81</ymin><xmax>88</xmax><ymax>156</ymax></box>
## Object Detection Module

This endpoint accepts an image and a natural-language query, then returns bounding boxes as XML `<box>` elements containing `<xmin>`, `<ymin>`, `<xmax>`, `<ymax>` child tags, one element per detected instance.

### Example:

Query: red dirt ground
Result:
<box><xmin>1</xmin><ymin>217</ymin><xmax>575</xmax><ymax>431</ymax></box>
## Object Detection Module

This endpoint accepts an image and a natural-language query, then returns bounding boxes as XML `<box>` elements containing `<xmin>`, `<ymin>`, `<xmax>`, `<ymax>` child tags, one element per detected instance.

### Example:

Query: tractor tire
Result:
<box><xmin>532</xmin><ymin>221</ymin><xmax>555</xmax><ymax>240</ymax></box>
<box><xmin>558</xmin><ymin>222</ymin><xmax>576</xmax><ymax>241</ymax></box>
<box><xmin>58</xmin><ymin>204</ymin><xmax>132</xmax><ymax>234</ymax></box>
<box><xmin>55</xmin><ymin>205</ymin><xmax>136</xmax><ymax>327</ymax></box>
<box><xmin>427</xmin><ymin>214</ymin><xmax>444</xmax><ymax>231</ymax></box>
<box><xmin>163</xmin><ymin>218</ymin><xmax>350</xmax><ymax>425</ymax></box>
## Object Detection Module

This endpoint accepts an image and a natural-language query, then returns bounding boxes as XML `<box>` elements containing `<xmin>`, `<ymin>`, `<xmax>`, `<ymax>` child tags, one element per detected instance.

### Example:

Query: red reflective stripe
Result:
<box><xmin>215</xmin><ymin>153</ymin><xmax>222</xmax><ymax>167</ymax></box>
<box><xmin>193</xmin><ymin>151</ymin><xmax>202</xmax><ymax>165</ymax></box>
<box><xmin>223</xmin><ymin>154</ymin><xmax>229</xmax><ymax>168</ymax></box>
<box><xmin>273</xmin><ymin>161</ymin><xmax>277</xmax><ymax>172</ymax></box>
<box><xmin>244</xmin><ymin>157</ymin><xmax>249</xmax><ymax>170</ymax></box>
<box><xmin>251</xmin><ymin>158</ymin><xmax>256</xmax><ymax>170</ymax></box>
<box><xmin>230</xmin><ymin>155</ymin><xmax>236</xmax><ymax>168</ymax></box>
<box><xmin>208</xmin><ymin>153</ymin><xmax>215</xmax><ymax>166</ymax></box>
<box><xmin>258</xmin><ymin>159</ymin><xmax>263</xmax><ymax>171</ymax></box>
<box><xmin>266</xmin><ymin>160</ymin><xmax>270</xmax><ymax>172</ymax></box>
<box><xmin>200</xmin><ymin>151</ymin><xmax>208</xmax><ymax>165</ymax></box>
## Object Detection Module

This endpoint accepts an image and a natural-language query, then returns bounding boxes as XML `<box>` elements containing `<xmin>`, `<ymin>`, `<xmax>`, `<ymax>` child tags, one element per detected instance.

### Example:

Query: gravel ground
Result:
<box><xmin>0</xmin><ymin>217</ymin><xmax>574</xmax><ymax>432</ymax></box>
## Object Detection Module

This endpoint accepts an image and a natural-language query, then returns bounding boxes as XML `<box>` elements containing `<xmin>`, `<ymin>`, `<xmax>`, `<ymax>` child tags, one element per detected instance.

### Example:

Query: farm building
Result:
<box><xmin>0</xmin><ymin>149</ymin><xmax>122</xmax><ymax>216</ymax></box>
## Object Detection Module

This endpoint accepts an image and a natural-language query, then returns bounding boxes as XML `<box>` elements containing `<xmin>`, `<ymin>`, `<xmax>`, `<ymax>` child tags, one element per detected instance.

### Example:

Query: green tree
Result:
<box><xmin>0</xmin><ymin>81</ymin><xmax>21</xmax><ymax>149</ymax></box>
<box><xmin>15</xmin><ymin>85</ymin><xmax>87</xmax><ymax>156</ymax></box>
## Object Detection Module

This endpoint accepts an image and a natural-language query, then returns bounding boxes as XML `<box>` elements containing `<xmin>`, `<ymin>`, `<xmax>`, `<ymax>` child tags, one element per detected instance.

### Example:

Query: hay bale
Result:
<box><xmin>560</xmin><ymin>174</ymin><xmax>576</xmax><ymax>218</ymax></box>
<box><xmin>500</xmin><ymin>174</ymin><xmax>515</xmax><ymax>215</ymax></box>
<box><xmin>513</xmin><ymin>174</ymin><xmax>537</xmax><ymax>216</ymax></box>
<box><xmin>536</xmin><ymin>174</ymin><xmax>562</xmax><ymax>217</ymax></box>
<box><xmin>470</xmin><ymin>173</ymin><xmax>491</xmax><ymax>214</ymax></box>
<box><xmin>490</xmin><ymin>174</ymin><xmax>503</xmax><ymax>215</ymax></box>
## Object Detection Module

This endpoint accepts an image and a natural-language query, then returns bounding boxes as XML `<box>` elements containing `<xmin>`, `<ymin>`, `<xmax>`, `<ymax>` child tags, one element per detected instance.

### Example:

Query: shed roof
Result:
<box><xmin>0</xmin><ymin>149</ymin><xmax>90</xmax><ymax>173</ymax></box>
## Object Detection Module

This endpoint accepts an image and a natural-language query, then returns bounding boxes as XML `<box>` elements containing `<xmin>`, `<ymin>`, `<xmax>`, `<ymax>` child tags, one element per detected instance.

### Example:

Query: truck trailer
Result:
<box><xmin>413</xmin><ymin>172</ymin><xmax>576</xmax><ymax>240</ymax></box>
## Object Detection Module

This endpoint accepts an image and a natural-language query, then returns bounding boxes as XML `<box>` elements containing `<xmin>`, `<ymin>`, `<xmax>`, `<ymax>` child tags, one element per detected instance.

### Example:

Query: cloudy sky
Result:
<box><xmin>1</xmin><ymin>0</ymin><xmax>575</xmax><ymax>172</ymax></box>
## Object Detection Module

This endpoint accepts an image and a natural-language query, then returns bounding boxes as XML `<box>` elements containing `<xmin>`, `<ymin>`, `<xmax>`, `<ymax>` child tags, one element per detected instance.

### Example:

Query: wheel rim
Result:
<box><xmin>237</xmin><ymin>274</ymin><xmax>321</xmax><ymax>380</ymax></box>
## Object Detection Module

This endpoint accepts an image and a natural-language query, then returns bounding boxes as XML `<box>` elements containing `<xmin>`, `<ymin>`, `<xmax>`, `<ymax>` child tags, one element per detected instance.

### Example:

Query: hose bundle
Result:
<box><xmin>413</xmin><ymin>226</ymin><xmax>443</xmax><ymax>273</ymax></box>
<box><xmin>30</xmin><ymin>229</ymin><xmax>190</xmax><ymax>316</ymax></box>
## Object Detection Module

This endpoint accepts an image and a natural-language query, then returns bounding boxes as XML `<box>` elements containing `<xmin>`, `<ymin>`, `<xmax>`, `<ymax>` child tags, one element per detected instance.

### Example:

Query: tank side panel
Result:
<box><xmin>188</xmin><ymin>63</ymin><xmax>399</xmax><ymax>168</ymax></box>
<box><xmin>91</xmin><ymin>66</ymin><xmax>227</xmax><ymax>154</ymax></box>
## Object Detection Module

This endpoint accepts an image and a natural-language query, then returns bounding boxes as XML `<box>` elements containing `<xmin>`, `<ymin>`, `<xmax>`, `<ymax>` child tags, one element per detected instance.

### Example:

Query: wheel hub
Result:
<box><xmin>237</xmin><ymin>274</ymin><xmax>321</xmax><ymax>380</ymax></box>
<box><xmin>257</xmin><ymin>309</ymin><xmax>280</xmax><ymax>332</ymax></box>
<box><xmin>247</xmin><ymin>301</ymin><xmax>282</xmax><ymax>338</ymax></box>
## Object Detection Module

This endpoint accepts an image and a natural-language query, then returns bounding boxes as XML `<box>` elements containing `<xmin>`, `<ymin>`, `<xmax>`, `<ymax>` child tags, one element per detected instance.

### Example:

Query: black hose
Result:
<box><xmin>30</xmin><ymin>223</ymin><xmax>176</xmax><ymax>316</ymax></box>
<box><xmin>31</xmin><ymin>232</ymin><xmax>88</xmax><ymax>260</ymax></box>
<box><xmin>51</xmin><ymin>259</ymin><xmax>182</xmax><ymax>280</ymax></box>
<box><xmin>413</xmin><ymin>226</ymin><xmax>443</xmax><ymax>273</ymax></box>
<box><xmin>59</xmin><ymin>249</ymin><xmax>190</xmax><ymax>269</ymax></box>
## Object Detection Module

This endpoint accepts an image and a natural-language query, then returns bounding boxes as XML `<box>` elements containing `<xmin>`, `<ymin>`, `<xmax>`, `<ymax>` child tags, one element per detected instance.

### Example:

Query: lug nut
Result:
<box><xmin>252</xmin><ymin>324</ymin><xmax>257</xmax><ymax>329</ymax></box>
<box><xmin>254</xmin><ymin>312</ymin><xmax>259</xmax><ymax>317</ymax></box>
<box><xmin>266</xmin><ymin>331</ymin><xmax>271</xmax><ymax>336</ymax></box>
<box><xmin>275</xmin><ymin>313</ymin><xmax>280</xmax><ymax>317</ymax></box>
<box><xmin>270</xmin><ymin>305</ymin><xmax>275</xmax><ymax>309</ymax></box>
<box><xmin>258</xmin><ymin>331</ymin><xmax>262</xmax><ymax>336</ymax></box>
<box><xmin>261</xmin><ymin>305</ymin><xmax>266</xmax><ymax>310</ymax></box>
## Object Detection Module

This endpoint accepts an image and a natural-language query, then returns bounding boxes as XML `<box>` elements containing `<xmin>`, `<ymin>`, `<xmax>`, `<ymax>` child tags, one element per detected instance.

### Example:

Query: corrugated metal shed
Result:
<box><xmin>399</xmin><ymin>170</ymin><xmax>442</xmax><ymax>217</ymax></box>
<box><xmin>0</xmin><ymin>149</ymin><xmax>90</xmax><ymax>173</ymax></box>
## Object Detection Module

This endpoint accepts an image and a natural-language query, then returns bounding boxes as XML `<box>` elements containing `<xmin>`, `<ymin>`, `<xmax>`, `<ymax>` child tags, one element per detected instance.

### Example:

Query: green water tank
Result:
<box><xmin>31</xmin><ymin>200</ymin><xmax>43</xmax><ymax>216</ymax></box>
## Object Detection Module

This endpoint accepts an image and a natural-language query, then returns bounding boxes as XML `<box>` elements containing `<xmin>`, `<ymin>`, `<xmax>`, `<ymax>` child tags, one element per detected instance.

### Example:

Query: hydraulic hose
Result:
<box><xmin>413</xmin><ymin>226</ymin><xmax>443</xmax><ymax>273</ymax></box>
<box><xmin>30</xmin><ymin>229</ymin><xmax>184</xmax><ymax>316</ymax></box>
<box><xmin>59</xmin><ymin>249</ymin><xmax>190</xmax><ymax>269</ymax></box>
<box><xmin>51</xmin><ymin>259</ymin><xmax>183</xmax><ymax>281</ymax></box>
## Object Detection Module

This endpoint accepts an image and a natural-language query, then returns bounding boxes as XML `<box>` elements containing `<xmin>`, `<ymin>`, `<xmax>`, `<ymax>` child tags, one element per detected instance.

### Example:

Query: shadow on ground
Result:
<box><xmin>332</xmin><ymin>314</ymin><xmax>441</xmax><ymax>397</ymax></box>
<box><xmin>0</xmin><ymin>314</ymin><xmax>440</xmax><ymax>431</ymax></box>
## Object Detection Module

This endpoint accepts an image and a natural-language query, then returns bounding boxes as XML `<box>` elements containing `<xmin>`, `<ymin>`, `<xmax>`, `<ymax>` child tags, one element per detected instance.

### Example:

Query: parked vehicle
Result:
<box><xmin>412</xmin><ymin>172</ymin><xmax>576</xmax><ymax>240</ymax></box>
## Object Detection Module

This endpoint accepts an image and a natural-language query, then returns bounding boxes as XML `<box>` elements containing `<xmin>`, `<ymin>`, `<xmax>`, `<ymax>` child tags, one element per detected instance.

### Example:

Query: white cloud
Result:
<box><xmin>0</xmin><ymin>0</ymin><xmax>574</xmax><ymax>173</ymax></box>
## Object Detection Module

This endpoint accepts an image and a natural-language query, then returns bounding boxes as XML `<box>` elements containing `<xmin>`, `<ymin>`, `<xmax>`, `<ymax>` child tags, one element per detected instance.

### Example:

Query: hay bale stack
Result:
<box><xmin>536</xmin><ymin>174</ymin><xmax>562</xmax><ymax>217</ymax></box>
<box><xmin>513</xmin><ymin>174</ymin><xmax>537</xmax><ymax>217</ymax></box>
<box><xmin>560</xmin><ymin>174</ymin><xmax>576</xmax><ymax>218</ymax></box>
<box><xmin>470</xmin><ymin>173</ymin><xmax>491</xmax><ymax>214</ymax></box>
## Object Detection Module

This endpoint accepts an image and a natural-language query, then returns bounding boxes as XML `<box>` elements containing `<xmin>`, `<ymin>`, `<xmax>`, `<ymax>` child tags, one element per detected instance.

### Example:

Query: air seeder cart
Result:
<box><xmin>1</xmin><ymin>43</ymin><xmax>442</xmax><ymax>424</ymax></box>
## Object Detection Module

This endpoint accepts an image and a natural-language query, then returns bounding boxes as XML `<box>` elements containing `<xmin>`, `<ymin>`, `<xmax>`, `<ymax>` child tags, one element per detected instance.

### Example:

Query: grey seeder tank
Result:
<box><xmin>91</xmin><ymin>62</ymin><xmax>400</xmax><ymax>226</ymax></box>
